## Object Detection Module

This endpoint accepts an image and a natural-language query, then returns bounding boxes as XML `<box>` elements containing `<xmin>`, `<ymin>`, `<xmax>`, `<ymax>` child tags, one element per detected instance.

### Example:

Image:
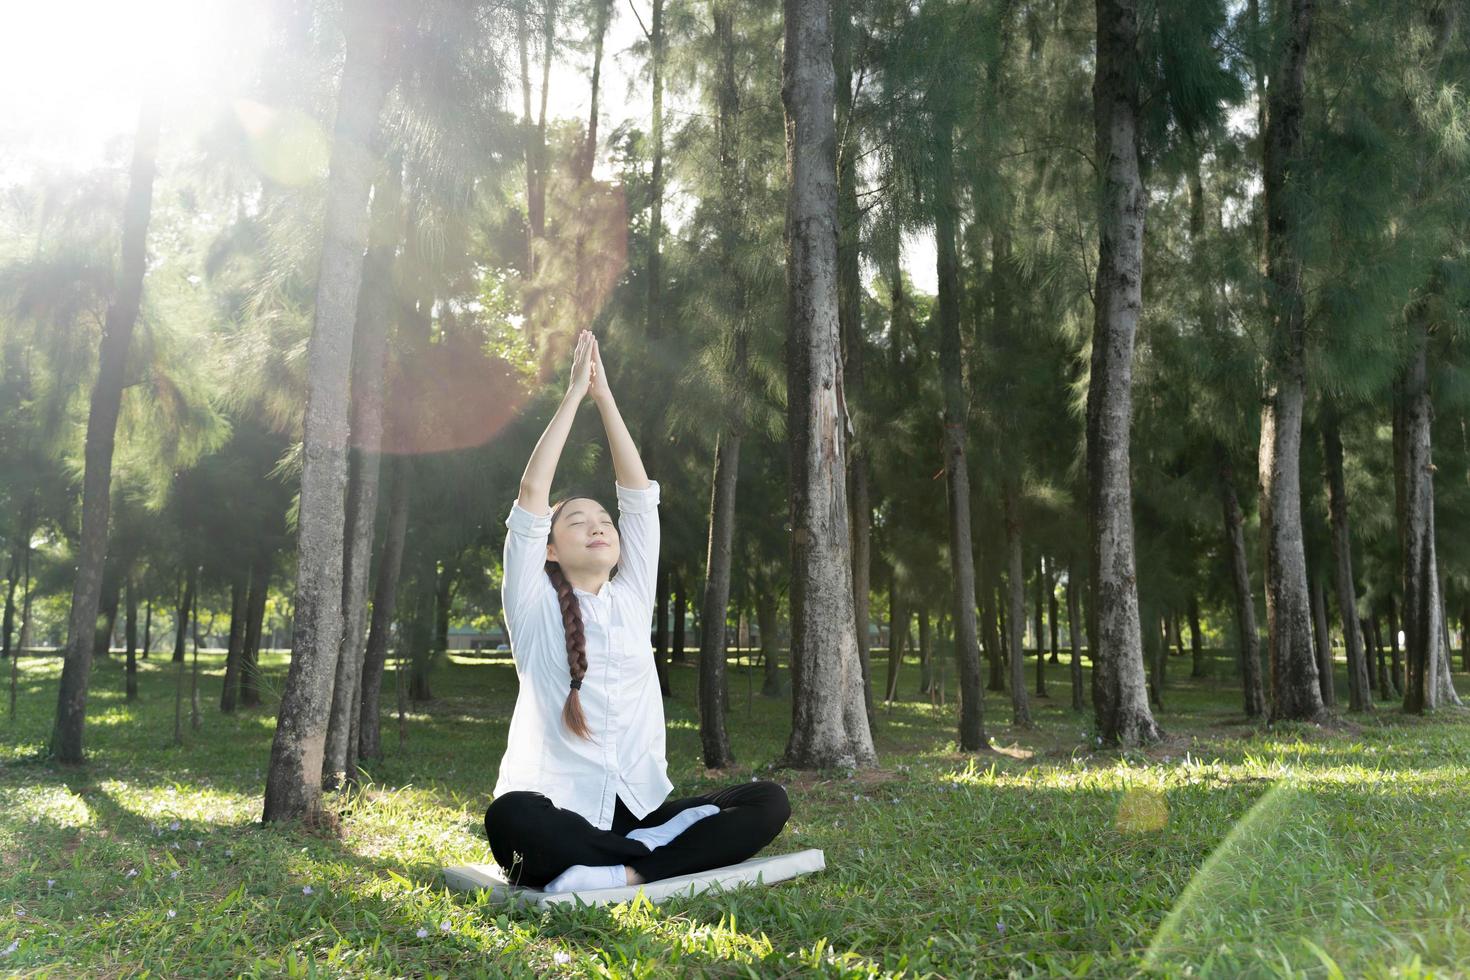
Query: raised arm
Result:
<box><xmin>589</xmin><ymin>336</ymin><xmax>659</xmax><ymax>618</ymax></box>
<box><xmin>516</xmin><ymin>331</ymin><xmax>596</xmax><ymax>512</ymax></box>
<box><xmin>503</xmin><ymin>331</ymin><xmax>595</xmax><ymax>641</ymax></box>
<box><xmin>588</xmin><ymin>334</ymin><xmax>649</xmax><ymax>492</ymax></box>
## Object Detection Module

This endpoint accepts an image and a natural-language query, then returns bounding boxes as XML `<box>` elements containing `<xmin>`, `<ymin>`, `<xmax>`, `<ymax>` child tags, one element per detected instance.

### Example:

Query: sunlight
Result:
<box><xmin>0</xmin><ymin>0</ymin><xmax>263</xmax><ymax>173</ymax></box>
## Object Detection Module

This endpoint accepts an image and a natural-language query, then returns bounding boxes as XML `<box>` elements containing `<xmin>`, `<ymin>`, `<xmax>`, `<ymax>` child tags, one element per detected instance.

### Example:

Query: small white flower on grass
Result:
<box><xmin>169</xmin><ymin>871</ymin><xmax>179</xmax><ymax>880</ymax></box>
<box><xmin>996</xmin><ymin>919</ymin><xmax>1006</xmax><ymax>935</ymax></box>
<box><xmin>194</xmin><ymin>841</ymin><xmax>202</xmax><ymax>849</ymax></box>
<box><xmin>553</xmin><ymin>951</ymin><xmax>571</xmax><ymax>965</ymax></box>
<box><xmin>166</xmin><ymin>909</ymin><xmax>176</xmax><ymax>919</ymax></box>
<box><xmin>302</xmin><ymin>886</ymin><xmax>313</xmax><ymax>895</ymax></box>
<box><xmin>415</xmin><ymin>927</ymin><xmax>428</xmax><ymax>938</ymax></box>
<box><xmin>168</xmin><ymin>820</ymin><xmax>180</xmax><ymax>831</ymax></box>
<box><xmin>45</xmin><ymin>880</ymin><xmax>55</xmax><ymax>889</ymax></box>
<box><xmin>2</xmin><ymin>939</ymin><xmax>18</xmax><ymax>956</ymax></box>
<box><xmin>125</xmin><ymin>869</ymin><xmax>138</xmax><ymax>878</ymax></box>
<box><xmin>439</xmin><ymin>921</ymin><xmax>451</xmax><ymax>932</ymax></box>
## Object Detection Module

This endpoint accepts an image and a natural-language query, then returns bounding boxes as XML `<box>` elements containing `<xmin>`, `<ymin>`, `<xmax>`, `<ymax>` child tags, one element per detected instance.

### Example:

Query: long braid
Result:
<box><xmin>546</xmin><ymin>492</ymin><xmax>617</xmax><ymax>741</ymax></box>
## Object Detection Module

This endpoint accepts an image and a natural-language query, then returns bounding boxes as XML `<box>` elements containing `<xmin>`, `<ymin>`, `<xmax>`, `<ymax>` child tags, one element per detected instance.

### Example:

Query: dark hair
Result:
<box><xmin>545</xmin><ymin>491</ymin><xmax>619</xmax><ymax>741</ymax></box>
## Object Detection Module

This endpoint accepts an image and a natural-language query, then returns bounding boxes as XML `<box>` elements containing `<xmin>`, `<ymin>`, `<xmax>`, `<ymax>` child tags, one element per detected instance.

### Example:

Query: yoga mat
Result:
<box><xmin>443</xmin><ymin>848</ymin><xmax>826</xmax><ymax>908</ymax></box>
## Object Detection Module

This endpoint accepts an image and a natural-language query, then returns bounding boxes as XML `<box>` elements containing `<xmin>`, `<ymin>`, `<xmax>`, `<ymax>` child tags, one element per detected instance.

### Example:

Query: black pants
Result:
<box><xmin>484</xmin><ymin>780</ymin><xmax>791</xmax><ymax>890</ymax></box>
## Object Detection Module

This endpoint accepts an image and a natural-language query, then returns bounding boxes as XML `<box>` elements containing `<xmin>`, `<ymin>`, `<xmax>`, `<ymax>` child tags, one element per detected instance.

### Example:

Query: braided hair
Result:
<box><xmin>546</xmin><ymin>491</ymin><xmax>619</xmax><ymax>741</ymax></box>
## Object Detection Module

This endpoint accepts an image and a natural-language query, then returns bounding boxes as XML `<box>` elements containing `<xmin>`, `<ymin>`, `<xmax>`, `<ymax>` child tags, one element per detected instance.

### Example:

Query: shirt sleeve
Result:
<box><xmin>614</xmin><ymin>479</ymin><xmax>661</xmax><ymax>621</ymax></box>
<box><xmin>502</xmin><ymin>497</ymin><xmax>553</xmax><ymax>646</ymax></box>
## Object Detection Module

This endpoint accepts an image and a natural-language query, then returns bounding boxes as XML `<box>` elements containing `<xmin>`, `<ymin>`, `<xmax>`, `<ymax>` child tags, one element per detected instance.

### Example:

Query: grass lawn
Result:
<box><xmin>1</xmin><ymin>646</ymin><xmax>1468</xmax><ymax>977</ymax></box>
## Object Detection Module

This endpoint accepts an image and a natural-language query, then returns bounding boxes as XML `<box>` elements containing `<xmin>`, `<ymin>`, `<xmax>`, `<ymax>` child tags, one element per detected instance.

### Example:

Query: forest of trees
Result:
<box><xmin>4</xmin><ymin>0</ymin><xmax>1470</xmax><ymax>830</ymax></box>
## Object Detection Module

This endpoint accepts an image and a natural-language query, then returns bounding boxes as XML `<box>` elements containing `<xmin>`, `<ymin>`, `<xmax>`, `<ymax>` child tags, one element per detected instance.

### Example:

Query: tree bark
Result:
<box><xmin>1068</xmin><ymin>559</ymin><xmax>1084</xmax><ymax>712</ymax></box>
<box><xmin>917</xmin><ymin>609</ymin><xmax>932</xmax><ymax>698</ymax></box>
<box><xmin>1322</xmin><ymin>410</ymin><xmax>1372</xmax><ymax>711</ymax></box>
<box><xmin>697</xmin><ymin>431</ymin><xmax>738</xmax><ymax>768</ymax></box>
<box><xmin>358</xmin><ymin>456</ymin><xmax>410</xmax><ymax>762</ymax></box>
<box><xmin>778</xmin><ymin>0</ymin><xmax>878</xmax><ymax>768</ymax></box>
<box><xmin>1257</xmin><ymin>0</ymin><xmax>1325</xmax><ymax>723</ymax></box>
<box><xmin>672</xmin><ymin>582</ymin><xmax>687</xmax><ymax>664</ymax></box>
<box><xmin>94</xmin><ymin>570</ymin><xmax>121</xmax><ymax>659</ymax></box>
<box><xmin>1048</xmin><ymin>563</ymin><xmax>1061</xmax><ymax>665</ymax></box>
<box><xmin>1401</xmin><ymin>307</ymin><xmax>1437</xmax><ymax>713</ymax></box>
<box><xmin>834</xmin><ymin>0</ymin><xmax>876</xmax><ymax>744</ymax></box>
<box><xmin>931</xmin><ymin>114</ymin><xmax>987</xmax><ymax>751</ymax></box>
<box><xmin>982</xmin><ymin>565</ymin><xmax>1005</xmax><ymax>692</ymax></box>
<box><xmin>173</xmin><ymin>565</ymin><xmax>196</xmax><ymax>747</ymax></box>
<box><xmin>240</xmin><ymin>557</ymin><xmax>268</xmax><ymax>708</ymax></box>
<box><xmin>1086</xmin><ymin>0</ymin><xmax>1159</xmax><ymax>746</ymax></box>
<box><xmin>324</xmin><ymin>154</ymin><xmax>400</xmax><ymax>789</ymax></box>
<box><xmin>50</xmin><ymin>101</ymin><xmax>161</xmax><ymax>763</ymax></box>
<box><xmin>1004</xmin><ymin>480</ymin><xmax>1030</xmax><ymax>726</ymax></box>
<box><xmin>1217</xmin><ymin>448</ymin><xmax>1265</xmax><ymax>717</ymax></box>
<box><xmin>1034</xmin><ymin>554</ymin><xmax>1048</xmax><ymax>697</ymax></box>
<box><xmin>1310</xmin><ymin>575</ymin><xmax>1336</xmax><ymax>707</ymax></box>
<box><xmin>265</xmin><ymin>0</ymin><xmax>391</xmax><ymax>825</ymax></box>
<box><xmin>220</xmin><ymin>574</ymin><xmax>247</xmax><ymax>712</ymax></box>
<box><xmin>124</xmin><ymin>571</ymin><xmax>138</xmax><ymax>702</ymax></box>
<box><xmin>1387</xmin><ymin>596</ymin><xmax>1403</xmax><ymax>696</ymax></box>
<box><xmin>1187</xmin><ymin>595</ymin><xmax>1204</xmax><ymax>679</ymax></box>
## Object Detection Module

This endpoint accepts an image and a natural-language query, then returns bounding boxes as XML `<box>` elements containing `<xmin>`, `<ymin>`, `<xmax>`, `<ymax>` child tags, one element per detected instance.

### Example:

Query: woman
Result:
<box><xmin>484</xmin><ymin>328</ymin><xmax>790</xmax><ymax>894</ymax></box>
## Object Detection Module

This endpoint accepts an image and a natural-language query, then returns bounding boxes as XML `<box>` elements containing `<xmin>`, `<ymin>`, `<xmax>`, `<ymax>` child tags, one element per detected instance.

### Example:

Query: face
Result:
<box><xmin>547</xmin><ymin>497</ymin><xmax>619</xmax><ymax>574</ymax></box>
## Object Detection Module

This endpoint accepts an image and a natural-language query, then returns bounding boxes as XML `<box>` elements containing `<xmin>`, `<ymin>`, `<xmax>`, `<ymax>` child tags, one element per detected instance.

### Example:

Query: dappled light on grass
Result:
<box><xmin>2</xmin><ymin>651</ymin><xmax>1469</xmax><ymax>974</ymax></box>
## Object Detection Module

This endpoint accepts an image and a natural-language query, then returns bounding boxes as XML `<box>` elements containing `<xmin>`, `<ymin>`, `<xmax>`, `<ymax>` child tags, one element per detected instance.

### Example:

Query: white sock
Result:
<box><xmin>625</xmin><ymin>804</ymin><xmax>721</xmax><ymax>852</ymax></box>
<box><xmin>543</xmin><ymin>863</ymin><xmax>626</xmax><ymax>894</ymax></box>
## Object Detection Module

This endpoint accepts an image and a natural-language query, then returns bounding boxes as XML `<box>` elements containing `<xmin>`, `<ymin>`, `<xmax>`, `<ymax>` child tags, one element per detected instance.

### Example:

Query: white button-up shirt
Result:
<box><xmin>492</xmin><ymin>479</ymin><xmax>673</xmax><ymax>831</ymax></box>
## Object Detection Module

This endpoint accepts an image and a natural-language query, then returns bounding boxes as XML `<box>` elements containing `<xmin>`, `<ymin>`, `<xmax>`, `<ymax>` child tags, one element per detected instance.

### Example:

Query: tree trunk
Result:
<box><xmin>1401</xmin><ymin>307</ymin><xmax>1437</xmax><ymax>713</ymax></box>
<box><xmin>1310</xmin><ymin>575</ymin><xmax>1336</xmax><ymax>707</ymax></box>
<box><xmin>1461</xmin><ymin>604</ymin><xmax>1469</xmax><ymax>674</ymax></box>
<box><xmin>173</xmin><ymin>571</ymin><xmax>195</xmax><ymax>667</ymax></box>
<box><xmin>1048</xmin><ymin>564</ymin><xmax>1061</xmax><ymax>665</ymax></box>
<box><xmin>834</xmin><ymin>0</ymin><xmax>876</xmax><ymax>744</ymax></box>
<box><xmin>407</xmin><ymin>548</ymin><xmax>438</xmax><ymax>703</ymax></box>
<box><xmin>240</xmin><ymin>557</ymin><xmax>268</xmax><ymax>708</ymax></box>
<box><xmin>758</xmin><ymin>588</ymin><xmax>783</xmax><ymax>697</ymax></box>
<box><xmin>930</xmin><ymin>115</ymin><xmax>987</xmax><ymax>751</ymax></box>
<box><xmin>1146</xmin><ymin>607</ymin><xmax>1164</xmax><ymax>709</ymax></box>
<box><xmin>94</xmin><ymin>570</ymin><xmax>121</xmax><ymax>659</ymax></box>
<box><xmin>1034</xmin><ymin>554</ymin><xmax>1048</xmax><ymax>697</ymax></box>
<box><xmin>697</xmin><ymin>430</ymin><xmax>738</xmax><ymax>768</ymax></box>
<box><xmin>646</xmin><ymin>0</ymin><xmax>665</xmax><ymax>343</ymax></box>
<box><xmin>124</xmin><ymin>571</ymin><xmax>138</xmax><ymax>702</ymax></box>
<box><xmin>220</xmin><ymin>575</ymin><xmax>246</xmax><ymax>712</ymax></box>
<box><xmin>917</xmin><ymin>610</ymin><xmax>932</xmax><ymax>698</ymax></box>
<box><xmin>1370</xmin><ymin>611</ymin><xmax>1390</xmax><ymax>697</ymax></box>
<box><xmin>777</xmin><ymin>0</ymin><xmax>878</xmax><ymax>769</ymax></box>
<box><xmin>1218</xmin><ymin>445</ymin><xmax>1266</xmax><ymax>717</ymax></box>
<box><xmin>173</xmin><ymin>565</ymin><xmax>196</xmax><ymax>747</ymax></box>
<box><xmin>1257</xmin><ymin>0</ymin><xmax>1325</xmax><ymax>724</ymax></box>
<box><xmin>1</xmin><ymin>548</ymin><xmax>16</xmax><ymax>660</ymax></box>
<box><xmin>142</xmin><ymin>596</ymin><xmax>152</xmax><ymax>659</ymax></box>
<box><xmin>190</xmin><ymin>603</ymin><xmax>204</xmax><ymax>731</ymax></box>
<box><xmin>1322</xmin><ymin>410</ymin><xmax>1372</xmax><ymax>711</ymax></box>
<box><xmin>983</xmin><ymin>567</ymin><xmax>1005</xmax><ymax>692</ymax></box>
<box><xmin>264</xmin><ymin>0</ymin><xmax>391</xmax><ymax>825</ymax></box>
<box><xmin>324</xmin><ymin>156</ymin><xmax>400</xmax><ymax>789</ymax></box>
<box><xmin>672</xmin><ymin>583</ymin><xmax>687</xmax><ymax>664</ymax></box>
<box><xmin>885</xmin><ymin>580</ymin><xmax>909</xmax><ymax>703</ymax></box>
<box><xmin>1068</xmin><ymin>559</ymin><xmax>1084</xmax><ymax>711</ymax></box>
<box><xmin>1388</xmin><ymin>596</ymin><xmax>1403</xmax><ymax>696</ymax></box>
<box><xmin>50</xmin><ymin>101</ymin><xmax>161</xmax><ymax>763</ymax></box>
<box><xmin>1086</xmin><ymin>0</ymin><xmax>1159</xmax><ymax>746</ymax></box>
<box><xmin>653</xmin><ymin>562</ymin><xmax>672</xmax><ymax>696</ymax></box>
<box><xmin>358</xmin><ymin>457</ymin><xmax>410</xmax><ymax>761</ymax></box>
<box><xmin>1004</xmin><ymin>480</ymin><xmax>1030</xmax><ymax>726</ymax></box>
<box><xmin>1187</xmin><ymin>595</ymin><xmax>1204</xmax><ymax>679</ymax></box>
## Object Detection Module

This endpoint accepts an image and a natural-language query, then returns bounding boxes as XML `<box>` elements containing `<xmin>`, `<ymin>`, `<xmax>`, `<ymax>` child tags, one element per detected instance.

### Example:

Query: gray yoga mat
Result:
<box><xmin>443</xmin><ymin>848</ymin><xmax>826</xmax><ymax>908</ymax></box>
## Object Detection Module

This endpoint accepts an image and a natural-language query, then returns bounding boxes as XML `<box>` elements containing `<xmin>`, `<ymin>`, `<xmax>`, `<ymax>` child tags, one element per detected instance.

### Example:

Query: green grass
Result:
<box><xmin>1</xmin><ymin>647</ymin><xmax>1468</xmax><ymax>977</ymax></box>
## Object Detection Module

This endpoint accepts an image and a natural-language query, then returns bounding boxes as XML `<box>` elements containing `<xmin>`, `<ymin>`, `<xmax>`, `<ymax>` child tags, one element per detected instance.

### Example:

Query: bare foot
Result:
<box><xmin>624</xmin><ymin>866</ymin><xmax>645</xmax><ymax>886</ymax></box>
